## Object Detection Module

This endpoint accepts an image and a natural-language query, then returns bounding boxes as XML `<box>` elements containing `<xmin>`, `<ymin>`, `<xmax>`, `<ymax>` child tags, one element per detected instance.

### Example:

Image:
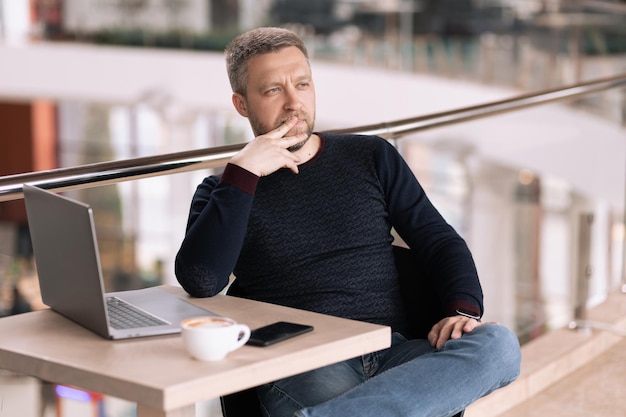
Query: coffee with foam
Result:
<box><xmin>184</xmin><ymin>317</ymin><xmax>232</xmax><ymax>328</ymax></box>
<box><xmin>181</xmin><ymin>316</ymin><xmax>250</xmax><ymax>361</ymax></box>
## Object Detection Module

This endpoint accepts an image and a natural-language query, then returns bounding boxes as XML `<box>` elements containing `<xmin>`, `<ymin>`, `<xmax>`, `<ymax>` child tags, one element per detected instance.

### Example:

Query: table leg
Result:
<box><xmin>136</xmin><ymin>403</ymin><xmax>196</xmax><ymax>417</ymax></box>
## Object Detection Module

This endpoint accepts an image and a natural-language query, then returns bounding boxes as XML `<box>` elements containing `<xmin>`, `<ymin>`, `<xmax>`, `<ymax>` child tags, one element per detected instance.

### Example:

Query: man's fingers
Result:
<box><xmin>427</xmin><ymin>322</ymin><xmax>445</xmax><ymax>348</ymax></box>
<box><xmin>262</xmin><ymin>118</ymin><xmax>308</xmax><ymax>149</ymax></box>
<box><xmin>427</xmin><ymin>326</ymin><xmax>438</xmax><ymax>347</ymax></box>
<box><xmin>428</xmin><ymin>316</ymin><xmax>481</xmax><ymax>350</ymax></box>
<box><xmin>284</xmin><ymin>160</ymin><xmax>300</xmax><ymax>175</ymax></box>
<box><xmin>463</xmin><ymin>319</ymin><xmax>482</xmax><ymax>333</ymax></box>
<box><xmin>267</xmin><ymin>116</ymin><xmax>299</xmax><ymax>138</ymax></box>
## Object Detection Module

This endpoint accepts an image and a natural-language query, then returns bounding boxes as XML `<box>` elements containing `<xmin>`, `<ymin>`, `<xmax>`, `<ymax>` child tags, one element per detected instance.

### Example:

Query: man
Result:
<box><xmin>175</xmin><ymin>27</ymin><xmax>520</xmax><ymax>417</ymax></box>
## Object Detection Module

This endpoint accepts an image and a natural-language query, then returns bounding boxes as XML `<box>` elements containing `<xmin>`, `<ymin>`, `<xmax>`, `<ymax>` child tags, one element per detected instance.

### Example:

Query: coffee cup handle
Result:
<box><xmin>231</xmin><ymin>324</ymin><xmax>251</xmax><ymax>351</ymax></box>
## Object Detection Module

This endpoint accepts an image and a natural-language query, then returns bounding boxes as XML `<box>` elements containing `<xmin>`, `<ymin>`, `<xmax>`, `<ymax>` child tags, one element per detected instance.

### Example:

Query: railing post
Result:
<box><xmin>574</xmin><ymin>213</ymin><xmax>593</xmax><ymax>322</ymax></box>
<box><xmin>570</xmin><ymin>211</ymin><xmax>626</xmax><ymax>336</ymax></box>
<box><xmin>623</xmin><ymin>90</ymin><xmax>626</xmax><ymax>294</ymax></box>
<box><xmin>622</xmin><ymin>224</ymin><xmax>626</xmax><ymax>292</ymax></box>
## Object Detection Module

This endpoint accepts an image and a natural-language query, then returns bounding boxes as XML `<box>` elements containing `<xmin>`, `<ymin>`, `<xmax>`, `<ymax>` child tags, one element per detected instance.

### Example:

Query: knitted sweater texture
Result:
<box><xmin>175</xmin><ymin>133</ymin><xmax>483</xmax><ymax>333</ymax></box>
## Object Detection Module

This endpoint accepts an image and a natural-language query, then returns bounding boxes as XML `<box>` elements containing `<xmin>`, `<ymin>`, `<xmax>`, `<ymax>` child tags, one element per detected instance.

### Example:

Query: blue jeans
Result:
<box><xmin>257</xmin><ymin>324</ymin><xmax>521</xmax><ymax>417</ymax></box>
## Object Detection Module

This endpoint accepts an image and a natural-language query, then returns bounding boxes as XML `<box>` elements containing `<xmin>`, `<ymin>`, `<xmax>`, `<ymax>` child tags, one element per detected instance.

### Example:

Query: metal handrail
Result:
<box><xmin>1</xmin><ymin>72</ymin><xmax>625</xmax><ymax>202</ymax></box>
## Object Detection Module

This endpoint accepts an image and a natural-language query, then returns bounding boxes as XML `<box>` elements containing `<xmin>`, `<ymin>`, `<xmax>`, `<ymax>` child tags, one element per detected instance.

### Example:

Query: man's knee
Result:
<box><xmin>471</xmin><ymin>324</ymin><xmax>521</xmax><ymax>383</ymax></box>
<box><xmin>444</xmin><ymin>323</ymin><xmax>520</xmax><ymax>385</ymax></box>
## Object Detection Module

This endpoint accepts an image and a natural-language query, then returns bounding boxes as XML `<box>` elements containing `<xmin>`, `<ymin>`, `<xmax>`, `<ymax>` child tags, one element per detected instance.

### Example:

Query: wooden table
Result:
<box><xmin>0</xmin><ymin>285</ymin><xmax>390</xmax><ymax>417</ymax></box>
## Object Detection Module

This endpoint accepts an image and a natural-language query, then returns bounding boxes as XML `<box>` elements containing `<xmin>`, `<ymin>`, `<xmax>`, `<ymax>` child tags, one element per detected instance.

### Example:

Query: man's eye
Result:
<box><xmin>265</xmin><ymin>87</ymin><xmax>279</xmax><ymax>94</ymax></box>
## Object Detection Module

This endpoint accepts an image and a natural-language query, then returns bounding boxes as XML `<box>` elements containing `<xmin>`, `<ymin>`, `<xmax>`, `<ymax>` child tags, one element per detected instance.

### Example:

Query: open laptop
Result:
<box><xmin>22</xmin><ymin>183</ymin><xmax>216</xmax><ymax>340</ymax></box>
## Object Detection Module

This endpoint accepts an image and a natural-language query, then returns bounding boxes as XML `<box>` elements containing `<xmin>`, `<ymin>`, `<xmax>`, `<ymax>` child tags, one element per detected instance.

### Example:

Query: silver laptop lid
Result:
<box><xmin>23</xmin><ymin>184</ymin><xmax>111</xmax><ymax>338</ymax></box>
<box><xmin>23</xmin><ymin>184</ymin><xmax>217</xmax><ymax>340</ymax></box>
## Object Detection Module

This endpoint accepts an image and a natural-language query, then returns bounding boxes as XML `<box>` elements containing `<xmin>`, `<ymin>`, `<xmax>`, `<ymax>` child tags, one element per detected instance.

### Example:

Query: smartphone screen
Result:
<box><xmin>247</xmin><ymin>321</ymin><xmax>314</xmax><ymax>347</ymax></box>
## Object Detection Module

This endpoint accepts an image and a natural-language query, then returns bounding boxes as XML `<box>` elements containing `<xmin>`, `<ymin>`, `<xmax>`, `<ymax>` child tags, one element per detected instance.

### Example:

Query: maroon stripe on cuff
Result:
<box><xmin>446</xmin><ymin>300</ymin><xmax>482</xmax><ymax>318</ymax></box>
<box><xmin>221</xmin><ymin>163</ymin><xmax>259</xmax><ymax>196</ymax></box>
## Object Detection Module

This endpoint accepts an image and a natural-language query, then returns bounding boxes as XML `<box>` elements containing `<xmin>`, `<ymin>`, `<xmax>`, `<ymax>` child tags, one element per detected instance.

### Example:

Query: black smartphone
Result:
<box><xmin>247</xmin><ymin>321</ymin><xmax>314</xmax><ymax>347</ymax></box>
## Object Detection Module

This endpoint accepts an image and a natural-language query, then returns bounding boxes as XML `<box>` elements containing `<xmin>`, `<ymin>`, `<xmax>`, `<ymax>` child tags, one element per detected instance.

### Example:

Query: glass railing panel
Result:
<box><xmin>399</xmin><ymin>136</ymin><xmax>624</xmax><ymax>343</ymax></box>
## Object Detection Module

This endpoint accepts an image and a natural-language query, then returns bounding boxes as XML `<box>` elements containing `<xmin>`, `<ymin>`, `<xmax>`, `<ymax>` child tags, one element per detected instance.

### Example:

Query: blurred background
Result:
<box><xmin>0</xmin><ymin>1</ymin><xmax>625</xmax><ymax>416</ymax></box>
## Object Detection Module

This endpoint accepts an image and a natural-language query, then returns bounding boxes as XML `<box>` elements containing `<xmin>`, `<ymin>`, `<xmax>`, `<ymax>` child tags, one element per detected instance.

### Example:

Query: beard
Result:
<box><xmin>249</xmin><ymin>111</ymin><xmax>315</xmax><ymax>153</ymax></box>
<box><xmin>286</xmin><ymin>133</ymin><xmax>309</xmax><ymax>152</ymax></box>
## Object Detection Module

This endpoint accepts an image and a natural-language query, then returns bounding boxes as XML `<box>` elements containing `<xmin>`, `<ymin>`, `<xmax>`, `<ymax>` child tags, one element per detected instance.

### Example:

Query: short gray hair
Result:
<box><xmin>225</xmin><ymin>27</ymin><xmax>309</xmax><ymax>96</ymax></box>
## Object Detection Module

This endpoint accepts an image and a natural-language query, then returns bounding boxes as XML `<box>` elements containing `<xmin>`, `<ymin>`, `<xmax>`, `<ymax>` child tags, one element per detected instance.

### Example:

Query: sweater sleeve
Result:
<box><xmin>174</xmin><ymin>163</ymin><xmax>259</xmax><ymax>297</ymax></box>
<box><xmin>374</xmin><ymin>138</ymin><xmax>484</xmax><ymax>318</ymax></box>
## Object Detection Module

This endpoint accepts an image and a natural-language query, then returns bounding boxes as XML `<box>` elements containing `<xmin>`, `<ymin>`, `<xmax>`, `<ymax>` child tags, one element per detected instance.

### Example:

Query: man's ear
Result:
<box><xmin>232</xmin><ymin>93</ymin><xmax>249</xmax><ymax>117</ymax></box>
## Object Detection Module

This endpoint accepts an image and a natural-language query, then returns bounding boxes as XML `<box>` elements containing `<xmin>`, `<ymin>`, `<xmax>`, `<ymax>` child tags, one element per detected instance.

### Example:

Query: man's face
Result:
<box><xmin>233</xmin><ymin>46</ymin><xmax>316</xmax><ymax>147</ymax></box>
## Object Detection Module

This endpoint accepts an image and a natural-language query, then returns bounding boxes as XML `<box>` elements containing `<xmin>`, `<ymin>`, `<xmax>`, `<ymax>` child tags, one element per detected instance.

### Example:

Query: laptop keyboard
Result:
<box><xmin>106</xmin><ymin>297</ymin><xmax>169</xmax><ymax>329</ymax></box>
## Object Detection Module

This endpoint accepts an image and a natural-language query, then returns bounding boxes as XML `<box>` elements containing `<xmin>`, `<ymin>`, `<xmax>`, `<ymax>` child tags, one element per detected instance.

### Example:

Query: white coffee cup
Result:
<box><xmin>181</xmin><ymin>316</ymin><xmax>251</xmax><ymax>361</ymax></box>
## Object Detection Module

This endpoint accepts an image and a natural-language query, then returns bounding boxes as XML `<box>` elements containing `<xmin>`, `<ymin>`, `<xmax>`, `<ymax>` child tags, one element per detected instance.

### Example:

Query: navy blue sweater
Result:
<box><xmin>175</xmin><ymin>133</ymin><xmax>483</xmax><ymax>333</ymax></box>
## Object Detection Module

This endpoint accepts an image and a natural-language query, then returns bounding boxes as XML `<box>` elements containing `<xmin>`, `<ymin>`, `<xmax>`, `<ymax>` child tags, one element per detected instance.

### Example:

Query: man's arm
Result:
<box><xmin>174</xmin><ymin>165</ymin><xmax>257</xmax><ymax>297</ymax></box>
<box><xmin>374</xmin><ymin>137</ymin><xmax>484</xmax><ymax>317</ymax></box>
<box><xmin>175</xmin><ymin>117</ymin><xmax>307</xmax><ymax>297</ymax></box>
<box><xmin>373</xmin><ymin>138</ymin><xmax>490</xmax><ymax>348</ymax></box>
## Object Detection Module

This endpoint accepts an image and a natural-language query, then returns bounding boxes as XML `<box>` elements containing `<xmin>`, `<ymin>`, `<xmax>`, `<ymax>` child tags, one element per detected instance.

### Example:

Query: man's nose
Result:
<box><xmin>284</xmin><ymin>88</ymin><xmax>303</xmax><ymax>111</ymax></box>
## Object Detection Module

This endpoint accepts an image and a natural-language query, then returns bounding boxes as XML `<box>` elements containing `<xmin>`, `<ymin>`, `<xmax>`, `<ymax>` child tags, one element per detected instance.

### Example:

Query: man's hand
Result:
<box><xmin>230</xmin><ymin>116</ymin><xmax>308</xmax><ymax>176</ymax></box>
<box><xmin>427</xmin><ymin>315</ymin><xmax>482</xmax><ymax>351</ymax></box>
